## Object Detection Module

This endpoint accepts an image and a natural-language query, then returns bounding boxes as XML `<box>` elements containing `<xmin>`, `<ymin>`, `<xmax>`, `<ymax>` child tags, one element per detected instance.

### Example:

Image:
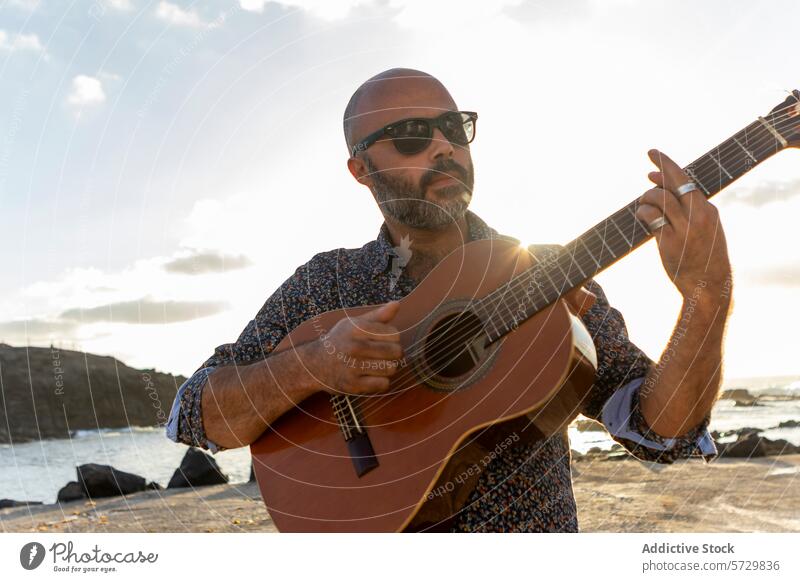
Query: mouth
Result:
<box><xmin>428</xmin><ymin>173</ymin><xmax>460</xmax><ymax>188</ymax></box>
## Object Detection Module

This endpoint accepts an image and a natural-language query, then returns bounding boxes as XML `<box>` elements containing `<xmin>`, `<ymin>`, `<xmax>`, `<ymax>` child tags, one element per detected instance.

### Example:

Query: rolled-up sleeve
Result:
<box><xmin>601</xmin><ymin>377</ymin><xmax>717</xmax><ymax>463</ymax></box>
<box><xmin>576</xmin><ymin>278</ymin><xmax>717</xmax><ymax>464</ymax></box>
<box><xmin>166</xmin><ymin>367</ymin><xmax>223</xmax><ymax>453</ymax></box>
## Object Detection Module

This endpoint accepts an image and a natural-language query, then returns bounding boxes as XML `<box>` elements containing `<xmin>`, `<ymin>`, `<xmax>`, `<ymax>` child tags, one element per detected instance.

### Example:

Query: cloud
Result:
<box><xmin>240</xmin><ymin>0</ymin><xmax>368</xmax><ymax>19</ymax></box>
<box><xmin>66</xmin><ymin>75</ymin><xmax>106</xmax><ymax>107</ymax></box>
<box><xmin>106</xmin><ymin>0</ymin><xmax>134</xmax><ymax>10</ymax></box>
<box><xmin>723</xmin><ymin>178</ymin><xmax>800</xmax><ymax>207</ymax></box>
<box><xmin>0</xmin><ymin>318</ymin><xmax>79</xmax><ymax>341</ymax></box>
<box><xmin>0</xmin><ymin>30</ymin><xmax>45</xmax><ymax>53</ymax></box>
<box><xmin>60</xmin><ymin>299</ymin><xmax>229</xmax><ymax>324</ymax></box>
<box><xmin>163</xmin><ymin>250</ymin><xmax>253</xmax><ymax>275</ymax></box>
<box><xmin>155</xmin><ymin>1</ymin><xmax>209</xmax><ymax>27</ymax></box>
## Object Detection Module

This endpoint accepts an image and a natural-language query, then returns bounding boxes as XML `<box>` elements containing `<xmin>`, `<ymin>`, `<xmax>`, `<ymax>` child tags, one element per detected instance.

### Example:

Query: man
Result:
<box><xmin>167</xmin><ymin>68</ymin><xmax>730</xmax><ymax>532</ymax></box>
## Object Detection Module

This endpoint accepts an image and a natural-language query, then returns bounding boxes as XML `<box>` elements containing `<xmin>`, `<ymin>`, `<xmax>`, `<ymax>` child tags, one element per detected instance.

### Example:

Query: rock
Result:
<box><xmin>57</xmin><ymin>481</ymin><xmax>87</xmax><ymax>503</ymax></box>
<box><xmin>249</xmin><ymin>462</ymin><xmax>256</xmax><ymax>482</ymax></box>
<box><xmin>718</xmin><ymin>427</ymin><xmax>763</xmax><ymax>439</ymax></box>
<box><xmin>721</xmin><ymin>388</ymin><xmax>755</xmax><ymax>402</ymax></box>
<box><xmin>168</xmin><ymin>447</ymin><xmax>229</xmax><ymax>488</ymax></box>
<box><xmin>145</xmin><ymin>482</ymin><xmax>163</xmax><ymax>491</ymax></box>
<box><xmin>761</xmin><ymin>438</ymin><xmax>800</xmax><ymax>456</ymax></box>
<box><xmin>715</xmin><ymin>432</ymin><xmax>800</xmax><ymax>458</ymax></box>
<box><xmin>575</xmin><ymin>419</ymin><xmax>606</xmax><ymax>432</ymax></box>
<box><xmin>721</xmin><ymin>388</ymin><xmax>761</xmax><ymax>406</ymax></box>
<box><xmin>776</xmin><ymin>419</ymin><xmax>800</xmax><ymax>429</ymax></box>
<box><xmin>0</xmin><ymin>499</ymin><xmax>43</xmax><ymax>509</ymax></box>
<box><xmin>77</xmin><ymin>464</ymin><xmax>147</xmax><ymax>498</ymax></box>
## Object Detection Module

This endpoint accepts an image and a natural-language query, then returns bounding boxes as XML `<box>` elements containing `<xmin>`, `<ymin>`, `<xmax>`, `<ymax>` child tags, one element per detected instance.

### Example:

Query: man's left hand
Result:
<box><xmin>634</xmin><ymin>149</ymin><xmax>732</xmax><ymax>299</ymax></box>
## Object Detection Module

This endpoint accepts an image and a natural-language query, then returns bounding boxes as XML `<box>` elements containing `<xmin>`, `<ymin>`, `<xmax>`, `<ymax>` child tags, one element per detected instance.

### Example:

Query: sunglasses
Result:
<box><xmin>351</xmin><ymin>110</ymin><xmax>478</xmax><ymax>157</ymax></box>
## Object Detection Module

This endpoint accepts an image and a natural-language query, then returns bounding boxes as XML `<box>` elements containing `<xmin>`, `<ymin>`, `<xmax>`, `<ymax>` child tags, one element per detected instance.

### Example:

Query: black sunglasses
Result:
<box><xmin>351</xmin><ymin>111</ymin><xmax>478</xmax><ymax>157</ymax></box>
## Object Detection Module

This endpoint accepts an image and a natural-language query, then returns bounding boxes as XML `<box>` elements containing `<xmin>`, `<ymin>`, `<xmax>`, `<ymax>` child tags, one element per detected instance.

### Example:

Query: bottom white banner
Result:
<box><xmin>1</xmin><ymin>533</ymin><xmax>798</xmax><ymax>581</ymax></box>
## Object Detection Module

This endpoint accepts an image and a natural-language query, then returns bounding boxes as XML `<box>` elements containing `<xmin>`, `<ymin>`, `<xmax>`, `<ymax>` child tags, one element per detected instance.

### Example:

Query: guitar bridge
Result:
<box><xmin>331</xmin><ymin>395</ymin><xmax>379</xmax><ymax>477</ymax></box>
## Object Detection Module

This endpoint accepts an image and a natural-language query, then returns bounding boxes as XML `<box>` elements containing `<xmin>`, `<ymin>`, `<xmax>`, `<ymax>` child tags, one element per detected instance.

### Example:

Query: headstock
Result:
<box><xmin>769</xmin><ymin>89</ymin><xmax>800</xmax><ymax>148</ymax></box>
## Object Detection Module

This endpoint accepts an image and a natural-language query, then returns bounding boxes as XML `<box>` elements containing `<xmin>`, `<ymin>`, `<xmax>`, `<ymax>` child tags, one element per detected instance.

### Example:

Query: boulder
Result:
<box><xmin>57</xmin><ymin>481</ymin><xmax>87</xmax><ymax>503</ymax></box>
<box><xmin>776</xmin><ymin>419</ymin><xmax>800</xmax><ymax>429</ymax></box>
<box><xmin>145</xmin><ymin>481</ymin><xmax>163</xmax><ymax>491</ymax></box>
<box><xmin>77</xmin><ymin>464</ymin><xmax>147</xmax><ymax>498</ymax></box>
<box><xmin>0</xmin><ymin>499</ymin><xmax>43</xmax><ymax>509</ymax></box>
<box><xmin>761</xmin><ymin>438</ymin><xmax>800</xmax><ymax>456</ymax></box>
<box><xmin>718</xmin><ymin>427</ymin><xmax>763</xmax><ymax>439</ymax></box>
<box><xmin>167</xmin><ymin>447</ymin><xmax>228</xmax><ymax>488</ymax></box>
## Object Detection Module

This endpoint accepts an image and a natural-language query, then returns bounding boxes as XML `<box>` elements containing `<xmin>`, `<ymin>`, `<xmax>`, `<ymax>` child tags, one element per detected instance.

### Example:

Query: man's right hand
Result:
<box><xmin>306</xmin><ymin>301</ymin><xmax>404</xmax><ymax>396</ymax></box>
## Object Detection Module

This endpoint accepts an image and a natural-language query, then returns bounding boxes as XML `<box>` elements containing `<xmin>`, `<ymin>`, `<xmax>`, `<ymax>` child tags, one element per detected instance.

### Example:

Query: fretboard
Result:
<box><xmin>479</xmin><ymin>110</ymin><xmax>791</xmax><ymax>343</ymax></box>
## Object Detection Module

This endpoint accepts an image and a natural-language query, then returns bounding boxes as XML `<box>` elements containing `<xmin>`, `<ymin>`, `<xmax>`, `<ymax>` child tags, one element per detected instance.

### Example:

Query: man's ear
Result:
<box><xmin>347</xmin><ymin>156</ymin><xmax>372</xmax><ymax>186</ymax></box>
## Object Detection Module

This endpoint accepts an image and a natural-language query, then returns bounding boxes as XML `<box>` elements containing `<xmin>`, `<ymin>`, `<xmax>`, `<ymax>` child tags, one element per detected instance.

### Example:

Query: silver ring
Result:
<box><xmin>647</xmin><ymin>215</ymin><xmax>669</xmax><ymax>232</ymax></box>
<box><xmin>676</xmin><ymin>182</ymin><xmax>698</xmax><ymax>197</ymax></box>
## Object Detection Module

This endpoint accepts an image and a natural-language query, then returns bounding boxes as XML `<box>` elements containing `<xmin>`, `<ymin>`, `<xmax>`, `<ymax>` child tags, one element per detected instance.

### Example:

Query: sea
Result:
<box><xmin>2</xmin><ymin>379</ymin><xmax>799</xmax><ymax>504</ymax></box>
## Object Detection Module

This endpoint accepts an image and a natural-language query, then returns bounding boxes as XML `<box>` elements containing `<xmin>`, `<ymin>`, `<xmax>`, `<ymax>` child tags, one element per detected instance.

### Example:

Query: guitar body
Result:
<box><xmin>250</xmin><ymin>238</ymin><xmax>598</xmax><ymax>532</ymax></box>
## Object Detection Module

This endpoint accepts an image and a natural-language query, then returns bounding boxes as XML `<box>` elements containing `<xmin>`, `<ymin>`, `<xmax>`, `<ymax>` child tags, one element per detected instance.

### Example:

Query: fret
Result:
<box><xmin>609</xmin><ymin>219</ymin><xmax>632</xmax><ymax>247</ymax></box>
<box><xmin>625</xmin><ymin>205</ymin><xmax>650</xmax><ymax>238</ymax></box>
<box><xmin>600</xmin><ymin>229</ymin><xmax>619</xmax><ymax>259</ymax></box>
<box><xmin>541</xmin><ymin>265</ymin><xmax>562</xmax><ymax>296</ymax></box>
<box><xmin>757</xmin><ymin>116</ymin><xmax>788</xmax><ymax>147</ymax></box>
<box><xmin>709</xmin><ymin>152</ymin><xmax>733</xmax><ymax>179</ymax></box>
<box><xmin>733</xmin><ymin>136</ymin><xmax>758</xmax><ymax>163</ymax></box>
<box><xmin>684</xmin><ymin>167</ymin><xmax>710</xmax><ymax>195</ymax></box>
<box><xmin>550</xmin><ymin>257</ymin><xmax>576</xmax><ymax>289</ymax></box>
<box><xmin>578</xmin><ymin>237</ymin><xmax>601</xmax><ymax>268</ymax></box>
<box><xmin>570</xmin><ymin>253</ymin><xmax>588</xmax><ymax>279</ymax></box>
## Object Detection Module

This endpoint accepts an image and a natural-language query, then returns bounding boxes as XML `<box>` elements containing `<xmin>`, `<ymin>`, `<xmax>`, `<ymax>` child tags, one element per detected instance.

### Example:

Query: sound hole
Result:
<box><xmin>424</xmin><ymin>310</ymin><xmax>485</xmax><ymax>379</ymax></box>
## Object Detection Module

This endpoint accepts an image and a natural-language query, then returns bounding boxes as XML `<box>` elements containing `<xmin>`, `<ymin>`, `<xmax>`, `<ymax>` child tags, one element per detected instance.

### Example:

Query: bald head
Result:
<box><xmin>343</xmin><ymin>68</ymin><xmax>457</xmax><ymax>155</ymax></box>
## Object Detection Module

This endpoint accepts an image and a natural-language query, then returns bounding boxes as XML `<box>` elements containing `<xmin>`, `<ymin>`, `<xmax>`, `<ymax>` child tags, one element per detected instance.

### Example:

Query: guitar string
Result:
<box><xmin>351</xmin><ymin>107</ymin><xmax>799</xmax><ymax>421</ymax></box>
<box><xmin>345</xmin><ymin>104</ymin><xmax>799</xmax><ymax>420</ymax></box>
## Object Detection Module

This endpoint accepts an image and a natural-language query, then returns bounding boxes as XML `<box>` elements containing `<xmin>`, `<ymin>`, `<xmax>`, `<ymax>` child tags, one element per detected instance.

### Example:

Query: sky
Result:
<box><xmin>0</xmin><ymin>0</ymin><xmax>799</xmax><ymax>380</ymax></box>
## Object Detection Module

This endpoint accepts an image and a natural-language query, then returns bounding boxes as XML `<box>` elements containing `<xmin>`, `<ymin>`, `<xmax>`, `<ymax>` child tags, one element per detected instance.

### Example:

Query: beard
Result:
<box><xmin>363</xmin><ymin>154</ymin><xmax>474</xmax><ymax>229</ymax></box>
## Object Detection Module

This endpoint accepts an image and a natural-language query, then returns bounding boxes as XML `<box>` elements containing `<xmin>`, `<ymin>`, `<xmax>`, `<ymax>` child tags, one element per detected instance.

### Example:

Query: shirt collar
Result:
<box><xmin>366</xmin><ymin>209</ymin><xmax>501</xmax><ymax>275</ymax></box>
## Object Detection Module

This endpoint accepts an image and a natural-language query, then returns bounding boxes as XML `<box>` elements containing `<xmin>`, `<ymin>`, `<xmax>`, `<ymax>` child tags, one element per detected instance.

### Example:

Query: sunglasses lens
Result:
<box><xmin>441</xmin><ymin>112</ymin><xmax>471</xmax><ymax>144</ymax></box>
<box><xmin>391</xmin><ymin>119</ymin><xmax>432</xmax><ymax>154</ymax></box>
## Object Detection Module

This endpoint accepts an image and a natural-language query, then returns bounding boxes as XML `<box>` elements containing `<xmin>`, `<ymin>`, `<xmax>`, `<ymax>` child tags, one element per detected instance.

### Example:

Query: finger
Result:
<box><xmin>350</xmin><ymin>339</ymin><xmax>403</xmax><ymax>360</ymax></box>
<box><xmin>648</xmin><ymin>149</ymin><xmax>691</xmax><ymax>194</ymax></box>
<box><xmin>351</xmin><ymin>320</ymin><xmax>401</xmax><ymax>342</ymax></box>
<box><xmin>356</xmin><ymin>359</ymin><xmax>402</xmax><ymax>377</ymax></box>
<box><xmin>638</xmin><ymin>187</ymin><xmax>686</xmax><ymax>229</ymax></box>
<box><xmin>350</xmin><ymin>375</ymin><xmax>391</xmax><ymax>394</ymax></box>
<box><xmin>650</xmin><ymin>169</ymin><xmax>708</xmax><ymax>212</ymax></box>
<box><xmin>634</xmin><ymin>203</ymin><xmax>675</xmax><ymax>236</ymax></box>
<box><xmin>362</xmin><ymin>300</ymin><xmax>400</xmax><ymax>323</ymax></box>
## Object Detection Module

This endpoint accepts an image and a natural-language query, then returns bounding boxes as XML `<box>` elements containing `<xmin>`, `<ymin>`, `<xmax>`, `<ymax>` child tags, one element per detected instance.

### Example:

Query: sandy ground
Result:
<box><xmin>2</xmin><ymin>455</ymin><xmax>798</xmax><ymax>533</ymax></box>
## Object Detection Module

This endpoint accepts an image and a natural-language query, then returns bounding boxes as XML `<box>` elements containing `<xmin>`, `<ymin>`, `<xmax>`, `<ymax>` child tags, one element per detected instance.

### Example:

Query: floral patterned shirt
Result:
<box><xmin>166</xmin><ymin>209</ymin><xmax>717</xmax><ymax>532</ymax></box>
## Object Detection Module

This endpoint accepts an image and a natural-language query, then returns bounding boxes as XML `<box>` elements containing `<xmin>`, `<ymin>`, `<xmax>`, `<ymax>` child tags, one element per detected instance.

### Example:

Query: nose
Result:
<box><xmin>427</xmin><ymin>126</ymin><xmax>455</xmax><ymax>161</ymax></box>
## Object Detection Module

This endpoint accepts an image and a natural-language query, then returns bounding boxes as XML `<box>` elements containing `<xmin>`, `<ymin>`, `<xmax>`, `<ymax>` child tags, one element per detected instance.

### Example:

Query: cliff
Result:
<box><xmin>0</xmin><ymin>343</ymin><xmax>185</xmax><ymax>444</ymax></box>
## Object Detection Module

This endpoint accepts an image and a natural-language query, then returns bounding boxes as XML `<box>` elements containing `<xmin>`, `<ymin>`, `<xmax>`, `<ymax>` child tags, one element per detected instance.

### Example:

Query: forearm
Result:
<box><xmin>640</xmin><ymin>280</ymin><xmax>732</xmax><ymax>437</ymax></box>
<box><xmin>202</xmin><ymin>342</ymin><xmax>322</xmax><ymax>449</ymax></box>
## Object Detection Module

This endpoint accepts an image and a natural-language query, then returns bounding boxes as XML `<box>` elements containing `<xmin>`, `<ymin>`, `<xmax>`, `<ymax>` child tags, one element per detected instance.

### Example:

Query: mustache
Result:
<box><xmin>420</xmin><ymin>160</ymin><xmax>470</xmax><ymax>190</ymax></box>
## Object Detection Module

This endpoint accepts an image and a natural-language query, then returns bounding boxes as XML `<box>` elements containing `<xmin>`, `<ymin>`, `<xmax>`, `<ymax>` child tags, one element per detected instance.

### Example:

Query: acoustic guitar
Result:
<box><xmin>251</xmin><ymin>91</ymin><xmax>800</xmax><ymax>532</ymax></box>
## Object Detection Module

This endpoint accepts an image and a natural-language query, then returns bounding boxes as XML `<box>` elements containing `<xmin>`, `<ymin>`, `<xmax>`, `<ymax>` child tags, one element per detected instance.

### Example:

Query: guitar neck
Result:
<box><xmin>481</xmin><ymin>107</ymin><xmax>793</xmax><ymax>343</ymax></box>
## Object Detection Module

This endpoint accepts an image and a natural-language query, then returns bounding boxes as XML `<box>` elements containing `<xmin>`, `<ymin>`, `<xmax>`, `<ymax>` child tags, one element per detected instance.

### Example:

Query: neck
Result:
<box><xmin>384</xmin><ymin>214</ymin><xmax>470</xmax><ymax>261</ymax></box>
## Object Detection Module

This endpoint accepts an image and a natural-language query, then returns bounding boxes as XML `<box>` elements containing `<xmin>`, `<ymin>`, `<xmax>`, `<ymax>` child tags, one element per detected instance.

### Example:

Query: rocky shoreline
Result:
<box><xmin>3</xmin><ymin>454</ymin><xmax>798</xmax><ymax>533</ymax></box>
